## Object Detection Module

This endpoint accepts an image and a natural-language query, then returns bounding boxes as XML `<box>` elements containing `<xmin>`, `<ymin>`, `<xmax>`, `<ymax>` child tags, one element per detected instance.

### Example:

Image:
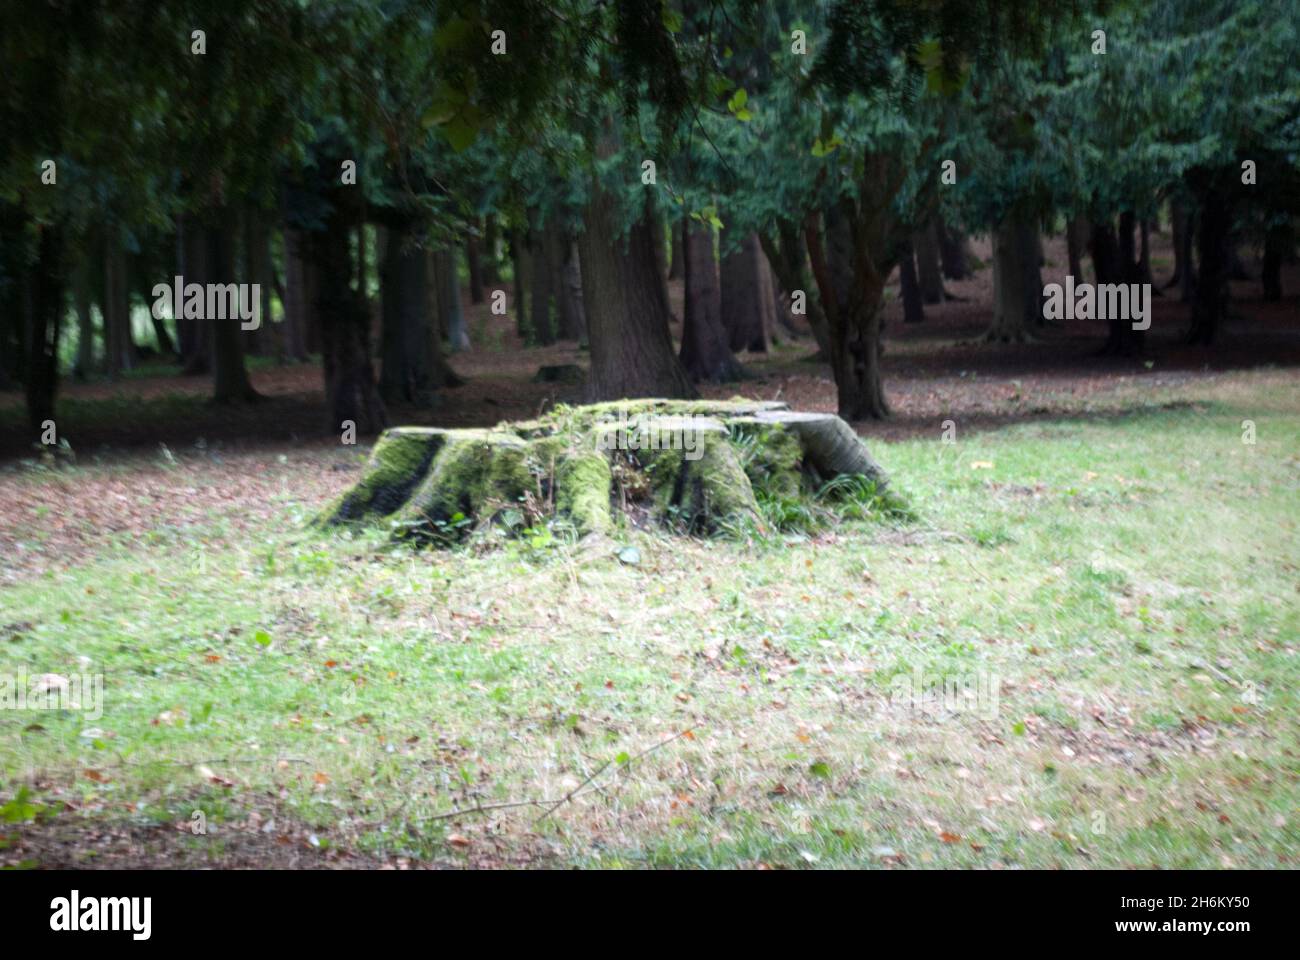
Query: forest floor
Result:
<box><xmin>0</xmin><ymin>232</ymin><xmax>1297</xmax><ymax>868</ymax></box>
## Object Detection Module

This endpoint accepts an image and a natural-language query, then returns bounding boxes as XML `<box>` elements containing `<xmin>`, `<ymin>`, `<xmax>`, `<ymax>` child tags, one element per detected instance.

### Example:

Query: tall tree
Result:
<box><xmin>680</xmin><ymin>217</ymin><xmax>744</xmax><ymax>382</ymax></box>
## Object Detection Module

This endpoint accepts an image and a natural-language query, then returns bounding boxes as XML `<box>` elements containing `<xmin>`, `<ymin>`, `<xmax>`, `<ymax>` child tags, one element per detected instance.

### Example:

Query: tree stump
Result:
<box><xmin>319</xmin><ymin>399</ymin><xmax>891</xmax><ymax>542</ymax></box>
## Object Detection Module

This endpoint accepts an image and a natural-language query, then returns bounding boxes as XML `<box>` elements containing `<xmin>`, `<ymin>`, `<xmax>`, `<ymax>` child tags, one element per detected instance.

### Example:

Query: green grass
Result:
<box><xmin>1</xmin><ymin>375</ymin><xmax>1297</xmax><ymax>868</ymax></box>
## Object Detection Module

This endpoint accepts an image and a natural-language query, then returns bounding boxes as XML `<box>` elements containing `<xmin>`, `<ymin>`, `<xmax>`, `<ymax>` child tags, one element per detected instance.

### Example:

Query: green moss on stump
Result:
<box><xmin>320</xmin><ymin>427</ymin><xmax>447</xmax><ymax>525</ymax></box>
<box><xmin>556</xmin><ymin>453</ymin><xmax>613</xmax><ymax>534</ymax></box>
<box><xmin>319</xmin><ymin>400</ymin><xmax>891</xmax><ymax>543</ymax></box>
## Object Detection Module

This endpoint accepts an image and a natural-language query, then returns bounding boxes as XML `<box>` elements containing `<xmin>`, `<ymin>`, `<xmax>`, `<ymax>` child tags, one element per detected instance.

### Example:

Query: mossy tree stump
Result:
<box><xmin>319</xmin><ymin>399</ymin><xmax>889</xmax><ymax>542</ymax></box>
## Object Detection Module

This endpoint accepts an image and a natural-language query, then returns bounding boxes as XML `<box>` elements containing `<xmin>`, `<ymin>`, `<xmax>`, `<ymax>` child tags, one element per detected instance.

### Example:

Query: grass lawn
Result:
<box><xmin>2</xmin><ymin>371</ymin><xmax>1296</xmax><ymax>868</ymax></box>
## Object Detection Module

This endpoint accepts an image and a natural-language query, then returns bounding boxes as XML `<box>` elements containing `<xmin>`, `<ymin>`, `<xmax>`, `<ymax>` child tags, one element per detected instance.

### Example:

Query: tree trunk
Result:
<box><xmin>435</xmin><ymin>248</ymin><xmax>470</xmax><ymax>353</ymax></box>
<box><xmin>25</xmin><ymin>224</ymin><xmax>64</xmax><ymax>437</ymax></box>
<box><xmin>178</xmin><ymin>216</ymin><xmax>210</xmax><ymax>374</ymax></box>
<box><xmin>679</xmin><ymin>217</ymin><xmax>744</xmax><ymax>382</ymax></box>
<box><xmin>1138</xmin><ymin>218</ymin><xmax>1156</xmax><ymax>287</ymax></box>
<box><xmin>653</xmin><ymin>211</ymin><xmax>671</xmax><ymax>287</ymax></box>
<box><xmin>137</xmin><ymin>263</ymin><xmax>178</xmax><ymax>360</ymax></box>
<box><xmin>555</xmin><ymin>233</ymin><xmax>586</xmax><ymax>342</ymax></box>
<box><xmin>914</xmin><ymin>218</ymin><xmax>945</xmax><ymax>304</ymax></box>
<box><xmin>312</xmin><ymin>186</ymin><xmax>387</xmax><ymax>434</ymax></box>
<box><xmin>465</xmin><ymin>230</ymin><xmax>485</xmax><ymax>305</ymax></box>
<box><xmin>244</xmin><ymin>210</ymin><xmax>276</xmax><ymax>359</ymax></box>
<box><xmin>380</xmin><ymin>217</ymin><xmax>435</xmax><ymax>404</ymax></box>
<box><xmin>721</xmin><ymin>232</ymin><xmax>775</xmax><ymax>352</ymax></box>
<box><xmin>760</xmin><ymin>220</ymin><xmax>831</xmax><ymax>357</ymax></box>
<box><xmin>1187</xmin><ymin>187</ymin><xmax>1230</xmax><ymax>346</ymax></box>
<box><xmin>755</xmin><ymin>243</ymin><xmax>780</xmax><ymax>344</ymax></box>
<box><xmin>667</xmin><ymin>218</ymin><xmax>683</xmax><ymax>280</ymax></box>
<box><xmin>1089</xmin><ymin>218</ymin><xmax>1121</xmax><ymax>285</ymax></box>
<box><xmin>1101</xmin><ymin>211</ymin><xmax>1144</xmax><ymax>356</ymax></box>
<box><xmin>650</xmin><ymin>211</ymin><xmax>676</xmax><ymax>329</ymax></box>
<box><xmin>988</xmin><ymin>214</ymin><xmax>1039</xmax><ymax>341</ymax></box>
<box><xmin>103</xmin><ymin>235</ymin><xmax>133</xmax><ymax>378</ymax></box>
<box><xmin>207</xmin><ymin>209</ymin><xmax>261</xmax><ymax>403</ymax></box>
<box><xmin>578</xmin><ymin>177</ymin><xmax>695</xmax><ymax>401</ymax></box>
<box><xmin>1066</xmin><ymin>217</ymin><xmax>1086</xmax><ymax>280</ymax></box>
<box><xmin>510</xmin><ymin>223</ymin><xmax>531</xmax><ymax>340</ymax></box>
<box><xmin>529</xmin><ymin>209</ymin><xmax>555</xmax><ymax>346</ymax></box>
<box><xmin>1168</xmin><ymin>201</ymin><xmax>1199</xmax><ymax>303</ymax></box>
<box><xmin>142</xmin><ymin>288</ymin><xmax>174</xmax><ymax>358</ymax></box>
<box><xmin>73</xmin><ymin>258</ymin><xmax>95</xmax><ymax>378</ymax></box>
<box><xmin>1261</xmin><ymin>220</ymin><xmax>1290</xmax><ymax>301</ymax></box>
<box><xmin>806</xmin><ymin>202</ymin><xmax>889</xmax><ymax>421</ymax></box>
<box><xmin>238</xmin><ymin>210</ymin><xmax>266</xmax><ymax>357</ymax></box>
<box><xmin>897</xmin><ymin>238</ymin><xmax>924</xmax><ymax>324</ymax></box>
<box><xmin>282</xmin><ymin>225</ymin><xmax>312</xmax><ymax>362</ymax></box>
<box><xmin>482</xmin><ymin>214</ymin><xmax>501</xmax><ymax>285</ymax></box>
<box><xmin>1178</xmin><ymin>207</ymin><xmax>1196</xmax><ymax>303</ymax></box>
<box><xmin>937</xmin><ymin>218</ymin><xmax>972</xmax><ymax>281</ymax></box>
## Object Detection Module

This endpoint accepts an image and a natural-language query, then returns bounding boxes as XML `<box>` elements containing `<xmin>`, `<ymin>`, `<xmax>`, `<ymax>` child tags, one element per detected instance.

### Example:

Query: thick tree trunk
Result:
<box><xmin>806</xmin><ymin>203</ymin><xmax>889</xmax><ymax>421</ymax></box>
<box><xmin>25</xmin><ymin>224</ymin><xmax>64</xmax><ymax>436</ymax></box>
<box><xmin>988</xmin><ymin>214</ymin><xmax>1040</xmax><ymax>341</ymax></box>
<box><xmin>312</xmin><ymin>187</ymin><xmax>387</xmax><ymax>434</ymax></box>
<box><xmin>578</xmin><ymin>180</ymin><xmax>695</xmax><ymax>401</ymax></box>
<box><xmin>380</xmin><ymin>217</ymin><xmax>437</xmax><ymax>404</ymax></box>
<box><xmin>1187</xmin><ymin>187</ymin><xmax>1231</xmax><ymax>346</ymax></box>
<box><xmin>721</xmin><ymin>233</ymin><xmax>776</xmax><ymax>353</ymax></box>
<box><xmin>207</xmin><ymin>209</ymin><xmax>261</xmax><ymax>403</ymax></box>
<box><xmin>679</xmin><ymin>218</ymin><xmax>744</xmax><ymax>382</ymax></box>
<box><xmin>914</xmin><ymin>218</ymin><xmax>945</xmax><ymax>304</ymax></box>
<box><xmin>897</xmin><ymin>238</ymin><xmax>924</xmax><ymax>324</ymax></box>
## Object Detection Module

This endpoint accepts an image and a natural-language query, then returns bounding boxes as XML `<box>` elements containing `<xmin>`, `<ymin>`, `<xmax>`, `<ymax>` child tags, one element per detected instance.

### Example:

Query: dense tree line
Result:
<box><xmin>1</xmin><ymin>0</ymin><xmax>1296</xmax><ymax>440</ymax></box>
